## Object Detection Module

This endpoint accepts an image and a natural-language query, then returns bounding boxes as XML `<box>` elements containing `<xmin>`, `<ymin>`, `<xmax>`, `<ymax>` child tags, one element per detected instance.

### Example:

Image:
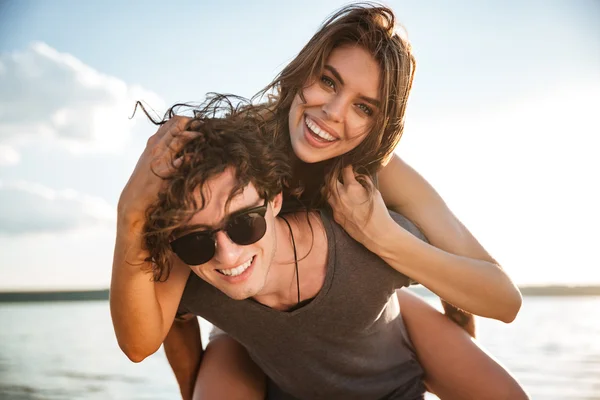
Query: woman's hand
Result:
<box><xmin>118</xmin><ymin>116</ymin><xmax>195</xmax><ymax>229</ymax></box>
<box><xmin>327</xmin><ymin>165</ymin><xmax>397</xmax><ymax>252</ymax></box>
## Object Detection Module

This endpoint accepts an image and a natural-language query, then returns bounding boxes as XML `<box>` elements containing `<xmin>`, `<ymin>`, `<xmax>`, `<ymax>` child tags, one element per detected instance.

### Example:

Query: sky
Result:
<box><xmin>0</xmin><ymin>0</ymin><xmax>599</xmax><ymax>290</ymax></box>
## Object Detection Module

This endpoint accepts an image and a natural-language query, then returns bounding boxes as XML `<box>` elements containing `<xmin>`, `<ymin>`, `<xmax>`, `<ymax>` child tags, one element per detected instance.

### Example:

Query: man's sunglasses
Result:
<box><xmin>170</xmin><ymin>199</ymin><xmax>269</xmax><ymax>266</ymax></box>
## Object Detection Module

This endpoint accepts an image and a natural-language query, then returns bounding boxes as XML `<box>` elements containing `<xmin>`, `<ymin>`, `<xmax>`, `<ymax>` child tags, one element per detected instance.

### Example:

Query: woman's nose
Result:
<box><xmin>322</xmin><ymin>95</ymin><xmax>346</xmax><ymax>123</ymax></box>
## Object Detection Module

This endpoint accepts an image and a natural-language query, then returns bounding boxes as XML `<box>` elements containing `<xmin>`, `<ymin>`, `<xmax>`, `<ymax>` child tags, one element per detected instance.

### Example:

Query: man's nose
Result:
<box><xmin>212</xmin><ymin>230</ymin><xmax>244</xmax><ymax>266</ymax></box>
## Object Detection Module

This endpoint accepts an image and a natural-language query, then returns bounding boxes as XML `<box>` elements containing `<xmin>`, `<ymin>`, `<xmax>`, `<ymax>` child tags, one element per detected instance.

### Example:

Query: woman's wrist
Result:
<box><xmin>363</xmin><ymin>215</ymin><xmax>407</xmax><ymax>255</ymax></box>
<box><xmin>114</xmin><ymin>213</ymin><xmax>150</xmax><ymax>267</ymax></box>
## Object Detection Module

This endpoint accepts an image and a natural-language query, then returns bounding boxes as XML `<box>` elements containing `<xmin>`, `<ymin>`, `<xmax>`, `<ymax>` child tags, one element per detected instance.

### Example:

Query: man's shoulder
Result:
<box><xmin>317</xmin><ymin>207</ymin><xmax>427</xmax><ymax>244</ymax></box>
<box><xmin>302</xmin><ymin>208</ymin><xmax>427</xmax><ymax>247</ymax></box>
<box><xmin>388</xmin><ymin>211</ymin><xmax>428</xmax><ymax>243</ymax></box>
<box><xmin>318</xmin><ymin>208</ymin><xmax>418</xmax><ymax>288</ymax></box>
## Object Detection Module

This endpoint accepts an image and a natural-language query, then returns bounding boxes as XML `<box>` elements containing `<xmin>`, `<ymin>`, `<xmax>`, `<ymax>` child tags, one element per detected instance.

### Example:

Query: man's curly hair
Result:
<box><xmin>140</xmin><ymin>95</ymin><xmax>292</xmax><ymax>281</ymax></box>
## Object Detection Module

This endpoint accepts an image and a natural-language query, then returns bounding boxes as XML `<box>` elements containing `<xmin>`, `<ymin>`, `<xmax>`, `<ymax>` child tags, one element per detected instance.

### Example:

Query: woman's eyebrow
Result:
<box><xmin>325</xmin><ymin>65</ymin><xmax>345</xmax><ymax>84</ymax></box>
<box><xmin>359</xmin><ymin>95</ymin><xmax>381</xmax><ymax>108</ymax></box>
<box><xmin>324</xmin><ymin>65</ymin><xmax>381</xmax><ymax>108</ymax></box>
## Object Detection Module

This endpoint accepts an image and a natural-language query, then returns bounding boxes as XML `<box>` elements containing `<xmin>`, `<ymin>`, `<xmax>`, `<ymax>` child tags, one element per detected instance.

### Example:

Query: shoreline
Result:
<box><xmin>1</xmin><ymin>285</ymin><xmax>600</xmax><ymax>302</ymax></box>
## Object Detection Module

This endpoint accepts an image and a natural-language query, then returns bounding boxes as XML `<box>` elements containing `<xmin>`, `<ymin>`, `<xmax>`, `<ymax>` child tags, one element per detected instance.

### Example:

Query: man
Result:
<box><xmin>139</xmin><ymin>112</ymin><xmax>427</xmax><ymax>399</ymax></box>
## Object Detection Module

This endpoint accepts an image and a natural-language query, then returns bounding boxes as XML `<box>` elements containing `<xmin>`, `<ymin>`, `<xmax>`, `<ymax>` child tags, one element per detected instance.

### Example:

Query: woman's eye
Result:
<box><xmin>320</xmin><ymin>75</ymin><xmax>335</xmax><ymax>89</ymax></box>
<box><xmin>357</xmin><ymin>103</ymin><xmax>373</xmax><ymax>116</ymax></box>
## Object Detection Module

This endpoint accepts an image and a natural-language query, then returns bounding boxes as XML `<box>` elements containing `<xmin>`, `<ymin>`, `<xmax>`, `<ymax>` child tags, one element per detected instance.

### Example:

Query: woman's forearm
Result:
<box><xmin>110</xmin><ymin>220</ymin><xmax>167</xmax><ymax>361</ymax></box>
<box><xmin>110</xmin><ymin>216</ymin><xmax>188</xmax><ymax>362</ymax></box>
<box><xmin>374</xmin><ymin>220</ymin><xmax>521</xmax><ymax>322</ymax></box>
<box><xmin>378</xmin><ymin>156</ymin><xmax>522</xmax><ymax>322</ymax></box>
<box><xmin>380</xmin><ymin>155</ymin><xmax>500</xmax><ymax>265</ymax></box>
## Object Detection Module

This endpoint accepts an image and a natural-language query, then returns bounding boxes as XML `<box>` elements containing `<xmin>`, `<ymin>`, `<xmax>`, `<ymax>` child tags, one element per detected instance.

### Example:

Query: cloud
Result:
<box><xmin>0</xmin><ymin>42</ymin><xmax>164</xmax><ymax>158</ymax></box>
<box><xmin>0</xmin><ymin>144</ymin><xmax>20</xmax><ymax>165</ymax></box>
<box><xmin>0</xmin><ymin>180</ymin><xmax>115</xmax><ymax>235</ymax></box>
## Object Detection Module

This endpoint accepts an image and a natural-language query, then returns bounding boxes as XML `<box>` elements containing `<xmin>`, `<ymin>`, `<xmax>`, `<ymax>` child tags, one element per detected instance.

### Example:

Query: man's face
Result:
<box><xmin>176</xmin><ymin>168</ymin><xmax>279</xmax><ymax>300</ymax></box>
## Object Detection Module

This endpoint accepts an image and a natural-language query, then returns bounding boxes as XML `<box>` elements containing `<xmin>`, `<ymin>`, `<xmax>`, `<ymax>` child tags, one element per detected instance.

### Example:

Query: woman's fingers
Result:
<box><xmin>341</xmin><ymin>165</ymin><xmax>374</xmax><ymax>192</ymax></box>
<box><xmin>150</xmin><ymin>116</ymin><xmax>191</xmax><ymax>153</ymax></box>
<box><xmin>327</xmin><ymin>179</ymin><xmax>342</xmax><ymax>207</ymax></box>
<box><xmin>146</xmin><ymin>116</ymin><xmax>187</xmax><ymax>147</ymax></box>
<box><xmin>119</xmin><ymin>117</ymin><xmax>198</xmax><ymax>221</ymax></box>
<box><xmin>328</xmin><ymin>180</ymin><xmax>347</xmax><ymax>226</ymax></box>
<box><xmin>341</xmin><ymin>165</ymin><xmax>358</xmax><ymax>185</ymax></box>
<box><xmin>153</xmin><ymin>155</ymin><xmax>184</xmax><ymax>177</ymax></box>
<box><xmin>172</xmin><ymin>155</ymin><xmax>184</xmax><ymax>168</ymax></box>
<box><xmin>152</xmin><ymin>132</ymin><xmax>200</xmax><ymax>177</ymax></box>
<box><xmin>145</xmin><ymin>117</ymin><xmax>199</xmax><ymax>176</ymax></box>
<box><xmin>164</xmin><ymin>130</ymin><xmax>201</xmax><ymax>156</ymax></box>
<box><xmin>161</xmin><ymin>115</ymin><xmax>191</xmax><ymax>140</ymax></box>
<box><xmin>330</xmin><ymin>166</ymin><xmax>356</xmax><ymax>205</ymax></box>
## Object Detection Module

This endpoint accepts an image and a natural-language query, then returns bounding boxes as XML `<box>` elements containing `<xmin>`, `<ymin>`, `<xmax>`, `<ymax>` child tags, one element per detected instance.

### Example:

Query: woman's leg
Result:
<box><xmin>193</xmin><ymin>330</ymin><xmax>266</xmax><ymax>400</ymax></box>
<box><xmin>397</xmin><ymin>289</ymin><xmax>529</xmax><ymax>400</ymax></box>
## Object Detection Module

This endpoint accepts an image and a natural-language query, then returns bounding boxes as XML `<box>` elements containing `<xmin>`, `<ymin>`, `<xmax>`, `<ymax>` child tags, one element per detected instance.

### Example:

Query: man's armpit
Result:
<box><xmin>174</xmin><ymin>312</ymin><xmax>195</xmax><ymax>322</ymax></box>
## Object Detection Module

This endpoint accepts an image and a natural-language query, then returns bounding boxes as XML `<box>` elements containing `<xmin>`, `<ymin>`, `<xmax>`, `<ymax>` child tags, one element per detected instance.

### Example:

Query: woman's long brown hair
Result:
<box><xmin>254</xmin><ymin>2</ymin><xmax>416</xmax><ymax>207</ymax></box>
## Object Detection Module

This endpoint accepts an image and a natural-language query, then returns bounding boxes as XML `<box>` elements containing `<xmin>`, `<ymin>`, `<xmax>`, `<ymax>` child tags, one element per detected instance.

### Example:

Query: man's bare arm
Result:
<box><xmin>163</xmin><ymin>314</ymin><xmax>203</xmax><ymax>400</ymax></box>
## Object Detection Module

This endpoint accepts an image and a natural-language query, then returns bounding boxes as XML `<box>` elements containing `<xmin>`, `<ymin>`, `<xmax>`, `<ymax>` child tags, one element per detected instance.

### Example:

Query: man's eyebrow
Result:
<box><xmin>181</xmin><ymin>199</ymin><xmax>264</xmax><ymax>233</ymax></box>
<box><xmin>324</xmin><ymin>65</ymin><xmax>381</xmax><ymax>108</ymax></box>
<box><xmin>175</xmin><ymin>223</ymin><xmax>213</xmax><ymax>237</ymax></box>
<box><xmin>227</xmin><ymin>198</ymin><xmax>264</xmax><ymax>217</ymax></box>
<box><xmin>186</xmin><ymin>223</ymin><xmax>213</xmax><ymax>230</ymax></box>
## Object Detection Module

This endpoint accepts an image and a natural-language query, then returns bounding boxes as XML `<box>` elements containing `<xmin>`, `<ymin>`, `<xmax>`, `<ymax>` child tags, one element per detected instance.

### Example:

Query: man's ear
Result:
<box><xmin>270</xmin><ymin>192</ymin><xmax>284</xmax><ymax>217</ymax></box>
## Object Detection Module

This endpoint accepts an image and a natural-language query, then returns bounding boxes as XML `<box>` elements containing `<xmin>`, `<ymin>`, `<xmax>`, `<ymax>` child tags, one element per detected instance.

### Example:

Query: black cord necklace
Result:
<box><xmin>280</xmin><ymin>215</ymin><xmax>300</xmax><ymax>305</ymax></box>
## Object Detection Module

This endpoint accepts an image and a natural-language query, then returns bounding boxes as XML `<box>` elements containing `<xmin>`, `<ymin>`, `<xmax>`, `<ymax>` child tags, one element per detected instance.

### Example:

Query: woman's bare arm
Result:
<box><xmin>378</xmin><ymin>155</ymin><xmax>499</xmax><ymax>269</ymax></box>
<box><xmin>110</xmin><ymin>116</ymin><xmax>194</xmax><ymax>362</ymax></box>
<box><xmin>380</xmin><ymin>155</ymin><xmax>480</xmax><ymax>334</ymax></box>
<box><xmin>110</xmin><ymin>218</ymin><xmax>189</xmax><ymax>361</ymax></box>
<box><xmin>379</xmin><ymin>155</ymin><xmax>520</xmax><ymax>326</ymax></box>
<box><xmin>328</xmin><ymin>157</ymin><xmax>522</xmax><ymax>324</ymax></box>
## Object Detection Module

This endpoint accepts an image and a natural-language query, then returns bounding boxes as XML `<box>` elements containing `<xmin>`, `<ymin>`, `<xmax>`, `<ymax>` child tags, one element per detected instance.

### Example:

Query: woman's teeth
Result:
<box><xmin>217</xmin><ymin>257</ymin><xmax>253</xmax><ymax>277</ymax></box>
<box><xmin>305</xmin><ymin>117</ymin><xmax>336</xmax><ymax>142</ymax></box>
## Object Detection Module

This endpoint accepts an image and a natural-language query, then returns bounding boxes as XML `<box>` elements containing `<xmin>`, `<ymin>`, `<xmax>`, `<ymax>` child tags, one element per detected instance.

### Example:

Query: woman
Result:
<box><xmin>110</xmin><ymin>3</ymin><xmax>525</xmax><ymax>399</ymax></box>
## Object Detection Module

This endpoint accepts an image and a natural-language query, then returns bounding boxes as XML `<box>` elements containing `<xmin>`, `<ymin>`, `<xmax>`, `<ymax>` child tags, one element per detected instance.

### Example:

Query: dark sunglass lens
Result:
<box><xmin>171</xmin><ymin>233</ymin><xmax>215</xmax><ymax>265</ymax></box>
<box><xmin>227</xmin><ymin>213</ymin><xmax>267</xmax><ymax>245</ymax></box>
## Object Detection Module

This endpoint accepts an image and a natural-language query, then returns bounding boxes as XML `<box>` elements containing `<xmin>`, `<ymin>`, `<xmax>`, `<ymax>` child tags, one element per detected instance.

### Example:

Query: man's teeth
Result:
<box><xmin>217</xmin><ymin>257</ymin><xmax>253</xmax><ymax>277</ymax></box>
<box><xmin>305</xmin><ymin>117</ymin><xmax>336</xmax><ymax>142</ymax></box>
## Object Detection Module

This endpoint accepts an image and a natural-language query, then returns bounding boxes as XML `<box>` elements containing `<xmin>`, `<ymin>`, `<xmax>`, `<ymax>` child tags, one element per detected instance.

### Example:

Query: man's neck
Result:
<box><xmin>252</xmin><ymin>210</ymin><xmax>328</xmax><ymax>311</ymax></box>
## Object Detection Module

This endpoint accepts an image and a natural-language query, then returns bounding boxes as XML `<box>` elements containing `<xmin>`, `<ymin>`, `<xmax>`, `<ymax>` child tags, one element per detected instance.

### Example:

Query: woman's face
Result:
<box><xmin>288</xmin><ymin>45</ymin><xmax>382</xmax><ymax>164</ymax></box>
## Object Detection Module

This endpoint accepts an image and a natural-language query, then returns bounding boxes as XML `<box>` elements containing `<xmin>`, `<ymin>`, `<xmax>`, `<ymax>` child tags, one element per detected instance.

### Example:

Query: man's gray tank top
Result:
<box><xmin>178</xmin><ymin>210</ymin><xmax>426</xmax><ymax>400</ymax></box>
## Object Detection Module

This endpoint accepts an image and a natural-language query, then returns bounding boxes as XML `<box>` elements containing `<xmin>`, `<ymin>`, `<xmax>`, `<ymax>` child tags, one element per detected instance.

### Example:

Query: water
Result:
<box><xmin>0</xmin><ymin>297</ymin><xmax>599</xmax><ymax>400</ymax></box>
